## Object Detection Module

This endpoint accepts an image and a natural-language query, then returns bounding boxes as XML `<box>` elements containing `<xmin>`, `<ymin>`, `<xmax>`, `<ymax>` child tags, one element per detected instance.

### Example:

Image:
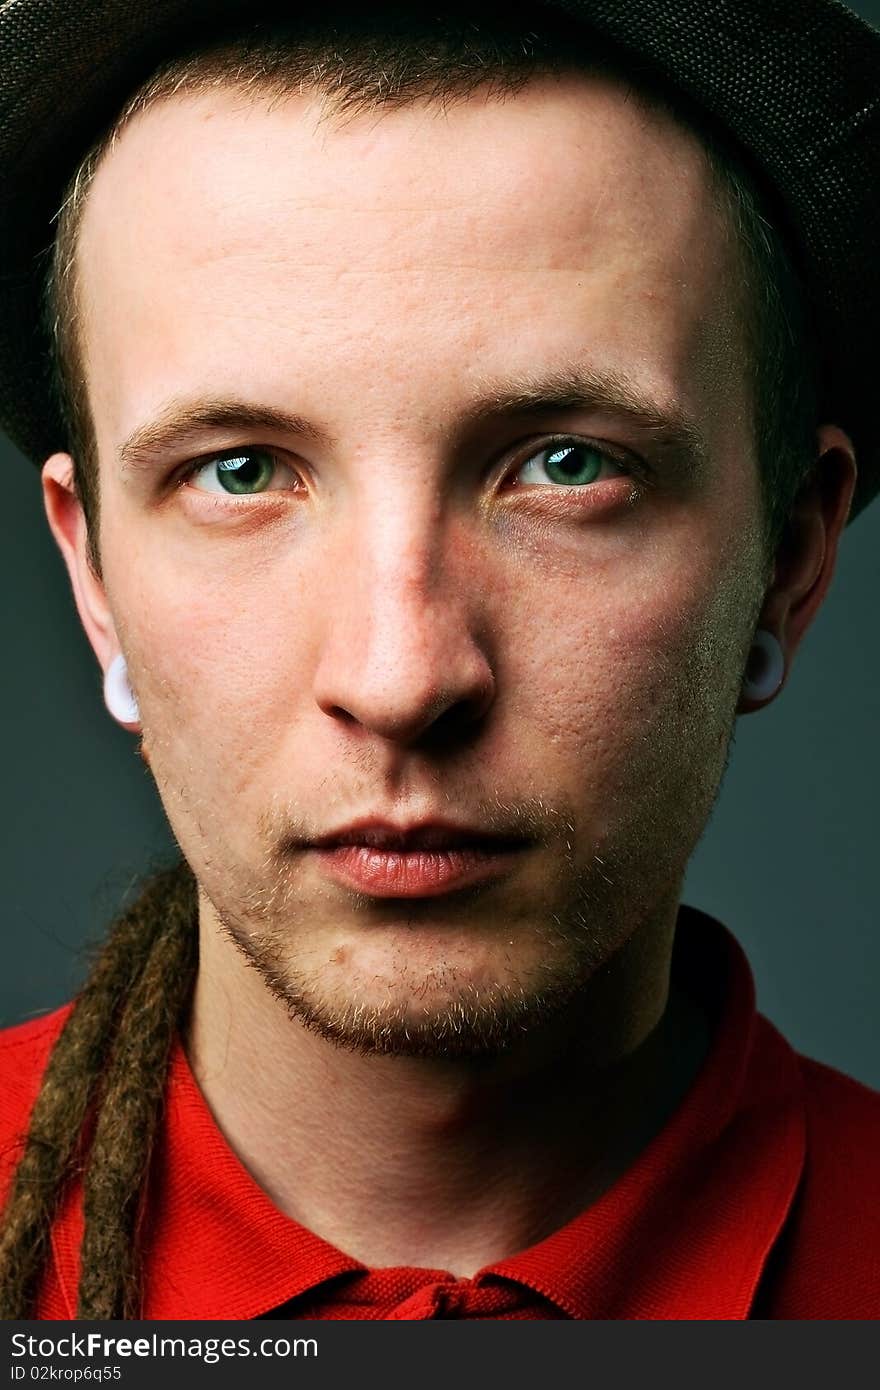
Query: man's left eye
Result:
<box><xmin>183</xmin><ymin>449</ymin><xmax>298</xmax><ymax>495</ymax></box>
<box><xmin>513</xmin><ymin>441</ymin><xmax>629</xmax><ymax>488</ymax></box>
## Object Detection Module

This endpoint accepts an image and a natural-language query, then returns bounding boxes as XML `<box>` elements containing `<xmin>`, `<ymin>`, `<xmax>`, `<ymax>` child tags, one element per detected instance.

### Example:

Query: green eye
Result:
<box><xmin>544</xmin><ymin>445</ymin><xmax>601</xmax><ymax>486</ymax></box>
<box><xmin>517</xmin><ymin>441</ymin><xmax>626</xmax><ymax>488</ymax></box>
<box><xmin>183</xmin><ymin>448</ymin><xmax>285</xmax><ymax>495</ymax></box>
<box><xmin>211</xmin><ymin>450</ymin><xmax>276</xmax><ymax>494</ymax></box>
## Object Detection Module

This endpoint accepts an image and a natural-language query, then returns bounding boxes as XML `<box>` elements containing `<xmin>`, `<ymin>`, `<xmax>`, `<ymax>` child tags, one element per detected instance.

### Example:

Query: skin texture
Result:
<box><xmin>42</xmin><ymin>72</ymin><xmax>856</xmax><ymax>1276</ymax></box>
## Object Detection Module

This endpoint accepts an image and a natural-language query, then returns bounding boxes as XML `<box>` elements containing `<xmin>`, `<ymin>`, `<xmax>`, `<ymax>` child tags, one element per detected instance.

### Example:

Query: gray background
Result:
<box><xmin>2</xmin><ymin>0</ymin><xmax>878</xmax><ymax>1090</ymax></box>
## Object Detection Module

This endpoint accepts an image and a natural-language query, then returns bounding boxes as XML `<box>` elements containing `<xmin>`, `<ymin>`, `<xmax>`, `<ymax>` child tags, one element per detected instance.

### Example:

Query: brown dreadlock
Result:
<box><xmin>1</xmin><ymin>0</ymin><xmax>818</xmax><ymax>1319</ymax></box>
<box><xmin>0</xmin><ymin>860</ymin><xmax>197</xmax><ymax>1319</ymax></box>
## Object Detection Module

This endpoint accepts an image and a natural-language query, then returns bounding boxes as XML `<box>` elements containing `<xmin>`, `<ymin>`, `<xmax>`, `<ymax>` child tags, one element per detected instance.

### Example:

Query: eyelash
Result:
<box><xmin>176</xmin><ymin>437</ymin><xmax>641</xmax><ymax>498</ymax></box>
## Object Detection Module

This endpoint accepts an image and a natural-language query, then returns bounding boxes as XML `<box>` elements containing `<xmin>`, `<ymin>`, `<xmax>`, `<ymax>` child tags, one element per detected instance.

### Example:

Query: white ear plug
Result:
<box><xmin>741</xmin><ymin>629</ymin><xmax>785</xmax><ymax>702</ymax></box>
<box><xmin>103</xmin><ymin>652</ymin><xmax>141</xmax><ymax>726</ymax></box>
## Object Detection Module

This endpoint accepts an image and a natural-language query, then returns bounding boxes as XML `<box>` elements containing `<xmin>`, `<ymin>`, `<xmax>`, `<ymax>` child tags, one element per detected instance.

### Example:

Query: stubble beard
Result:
<box><xmin>215</xmin><ymin>904</ymin><xmax>576</xmax><ymax>1061</ymax></box>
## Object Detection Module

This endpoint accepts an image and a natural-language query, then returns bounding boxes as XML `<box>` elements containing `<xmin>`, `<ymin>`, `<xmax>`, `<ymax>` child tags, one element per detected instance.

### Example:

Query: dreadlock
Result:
<box><xmin>0</xmin><ymin>860</ymin><xmax>197</xmax><ymax>1318</ymax></box>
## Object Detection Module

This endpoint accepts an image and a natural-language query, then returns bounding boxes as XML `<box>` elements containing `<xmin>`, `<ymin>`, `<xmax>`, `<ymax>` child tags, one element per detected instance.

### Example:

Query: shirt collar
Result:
<box><xmin>481</xmin><ymin>907</ymin><xmax>807</xmax><ymax>1318</ymax></box>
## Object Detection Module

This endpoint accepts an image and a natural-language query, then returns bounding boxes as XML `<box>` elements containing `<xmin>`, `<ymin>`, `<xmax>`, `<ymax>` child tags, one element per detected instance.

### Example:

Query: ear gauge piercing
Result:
<box><xmin>103</xmin><ymin>652</ymin><xmax>141</xmax><ymax>726</ymax></box>
<box><xmin>741</xmin><ymin>629</ymin><xmax>785</xmax><ymax>703</ymax></box>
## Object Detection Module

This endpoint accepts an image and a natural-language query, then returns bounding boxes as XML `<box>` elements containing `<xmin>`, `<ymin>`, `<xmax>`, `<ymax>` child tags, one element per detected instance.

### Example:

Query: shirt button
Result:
<box><xmin>389</xmin><ymin>1282</ymin><xmax>462</xmax><ymax>1319</ymax></box>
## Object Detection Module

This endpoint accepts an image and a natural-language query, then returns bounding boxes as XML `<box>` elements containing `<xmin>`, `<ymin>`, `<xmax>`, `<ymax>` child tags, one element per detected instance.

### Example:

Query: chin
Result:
<box><xmin>277</xmin><ymin>988</ymin><xmax>565</xmax><ymax>1061</ymax></box>
<box><xmin>245</xmin><ymin>936</ymin><xmax>592</xmax><ymax>1061</ymax></box>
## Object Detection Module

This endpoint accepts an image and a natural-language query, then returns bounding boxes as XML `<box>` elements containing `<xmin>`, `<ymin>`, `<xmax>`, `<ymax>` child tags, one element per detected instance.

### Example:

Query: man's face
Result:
<box><xmin>72</xmin><ymin>71</ymin><xmax>766</xmax><ymax>1057</ymax></box>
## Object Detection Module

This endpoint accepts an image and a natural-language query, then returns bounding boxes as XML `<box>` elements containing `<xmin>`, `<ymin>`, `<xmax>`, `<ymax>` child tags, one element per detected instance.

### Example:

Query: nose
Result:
<box><xmin>312</xmin><ymin>510</ymin><xmax>496</xmax><ymax>748</ymax></box>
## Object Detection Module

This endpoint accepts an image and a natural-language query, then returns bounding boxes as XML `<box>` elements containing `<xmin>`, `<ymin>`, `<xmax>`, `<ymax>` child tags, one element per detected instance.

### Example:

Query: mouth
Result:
<box><xmin>307</xmin><ymin>819</ymin><xmax>532</xmax><ymax>899</ymax></box>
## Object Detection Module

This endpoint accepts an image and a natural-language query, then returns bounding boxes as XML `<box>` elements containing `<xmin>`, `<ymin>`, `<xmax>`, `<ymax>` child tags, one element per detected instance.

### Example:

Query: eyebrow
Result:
<box><xmin>118</xmin><ymin>363</ymin><xmax>708</xmax><ymax>478</ymax></box>
<box><xmin>119</xmin><ymin>401</ymin><xmax>332</xmax><ymax>475</ymax></box>
<box><xmin>465</xmin><ymin>363</ymin><xmax>708</xmax><ymax>473</ymax></box>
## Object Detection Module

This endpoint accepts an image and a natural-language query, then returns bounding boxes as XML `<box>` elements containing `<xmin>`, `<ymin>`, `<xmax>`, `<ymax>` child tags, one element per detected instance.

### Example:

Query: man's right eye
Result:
<box><xmin>181</xmin><ymin>449</ymin><xmax>301</xmax><ymax>496</ymax></box>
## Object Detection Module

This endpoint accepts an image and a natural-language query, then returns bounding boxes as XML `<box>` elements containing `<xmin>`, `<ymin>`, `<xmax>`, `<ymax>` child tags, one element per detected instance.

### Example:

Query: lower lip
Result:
<box><xmin>312</xmin><ymin>844</ymin><xmax>526</xmax><ymax>897</ymax></box>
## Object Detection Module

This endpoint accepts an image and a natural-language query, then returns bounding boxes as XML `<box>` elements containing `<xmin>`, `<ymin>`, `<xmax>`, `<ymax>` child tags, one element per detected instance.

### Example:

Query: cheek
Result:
<box><xmin>508</xmin><ymin>552</ymin><xmax>750</xmax><ymax>796</ymax></box>
<box><xmin>110</xmin><ymin>545</ymin><xmax>303</xmax><ymax>798</ymax></box>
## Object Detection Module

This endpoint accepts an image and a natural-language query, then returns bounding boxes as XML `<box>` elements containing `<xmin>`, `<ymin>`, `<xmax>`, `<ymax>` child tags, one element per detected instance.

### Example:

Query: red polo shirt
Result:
<box><xmin>1</xmin><ymin>904</ymin><xmax>878</xmax><ymax>1319</ymax></box>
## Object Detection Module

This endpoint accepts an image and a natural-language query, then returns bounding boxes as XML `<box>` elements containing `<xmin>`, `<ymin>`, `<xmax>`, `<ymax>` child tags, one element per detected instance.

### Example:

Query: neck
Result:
<box><xmin>185</xmin><ymin>894</ymin><xmax>709</xmax><ymax>1277</ymax></box>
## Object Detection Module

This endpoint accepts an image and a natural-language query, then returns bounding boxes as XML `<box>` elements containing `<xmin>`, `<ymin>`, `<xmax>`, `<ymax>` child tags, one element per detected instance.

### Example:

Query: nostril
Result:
<box><xmin>325</xmin><ymin>704</ymin><xmax>359</xmax><ymax>726</ymax></box>
<box><xmin>419</xmin><ymin>689</ymin><xmax>492</xmax><ymax>750</ymax></box>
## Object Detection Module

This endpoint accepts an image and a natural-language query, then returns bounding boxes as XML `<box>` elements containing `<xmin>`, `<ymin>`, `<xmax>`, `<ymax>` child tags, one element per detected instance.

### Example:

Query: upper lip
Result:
<box><xmin>310</xmin><ymin>818</ymin><xmax>530</xmax><ymax>852</ymax></box>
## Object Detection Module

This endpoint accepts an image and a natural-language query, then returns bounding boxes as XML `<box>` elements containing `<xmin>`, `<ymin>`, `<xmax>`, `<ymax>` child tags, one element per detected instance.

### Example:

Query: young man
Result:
<box><xmin>0</xmin><ymin>0</ymin><xmax>877</xmax><ymax>1320</ymax></box>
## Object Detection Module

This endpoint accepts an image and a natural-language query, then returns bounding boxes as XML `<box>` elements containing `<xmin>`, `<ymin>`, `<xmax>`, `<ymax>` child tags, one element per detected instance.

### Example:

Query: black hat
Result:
<box><xmin>1</xmin><ymin>0</ymin><xmax>879</xmax><ymax>522</ymax></box>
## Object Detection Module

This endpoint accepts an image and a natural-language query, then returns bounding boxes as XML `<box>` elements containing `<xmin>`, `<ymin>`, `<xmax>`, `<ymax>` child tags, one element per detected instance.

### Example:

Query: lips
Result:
<box><xmin>312</xmin><ymin>820</ymin><xmax>525</xmax><ymax>852</ymax></box>
<box><xmin>308</xmin><ymin>819</ymin><xmax>530</xmax><ymax>898</ymax></box>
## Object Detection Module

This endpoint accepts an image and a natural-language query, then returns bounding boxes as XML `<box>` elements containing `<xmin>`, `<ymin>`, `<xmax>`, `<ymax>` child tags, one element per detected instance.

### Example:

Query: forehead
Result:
<box><xmin>75</xmin><ymin>68</ymin><xmax>742</xmax><ymax>462</ymax></box>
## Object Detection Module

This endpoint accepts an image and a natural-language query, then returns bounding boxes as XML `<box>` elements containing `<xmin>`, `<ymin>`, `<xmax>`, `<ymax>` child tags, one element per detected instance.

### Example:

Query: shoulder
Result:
<box><xmin>801</xmin><ymin>1051</ymin><xmax>880</xmax><ymax>1137</ymax></box>
<box><xmin>0</xmin><ymin>1006</ymin><xmax>72</xmax><ymax>1200</ymax></box>
<box><xmin>799</xmin><ymin>1054</ymin><xmax>880</xmax><ymax>1221</ymax></box>
<box><xmin>799</xmin><ymin>1053</ymin><xmax>880</xmax><ymax>1216</ymax></box>
<box><xmin>756</xmin><ymin>1048</ymin><xmax>880</xmax><ymax>1318</ymax></box>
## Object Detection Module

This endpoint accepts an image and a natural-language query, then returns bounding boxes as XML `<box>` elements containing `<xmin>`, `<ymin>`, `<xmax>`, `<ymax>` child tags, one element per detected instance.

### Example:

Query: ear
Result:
<box><xmin>738</xmin><ymin>424</ymin><xmax>857</xmax><ymax>714</ymax></box>
<box><xmin>41</xmin><ymin>451</ymin><xmax>115</xmax><ymax>659</ymax></box>
<box><xmin>41</xmin><ymin>452</ymin><xmax>140</xmax><ymax>733</ymax></box>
